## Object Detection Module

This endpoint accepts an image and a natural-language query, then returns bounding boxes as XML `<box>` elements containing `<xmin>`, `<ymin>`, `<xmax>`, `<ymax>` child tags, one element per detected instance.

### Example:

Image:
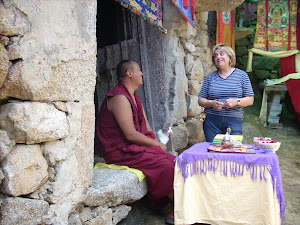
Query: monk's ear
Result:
<box><xmin>126</xmin><ymin>70</ymin><xmax>133</xmax><ymax>78</ymax></box>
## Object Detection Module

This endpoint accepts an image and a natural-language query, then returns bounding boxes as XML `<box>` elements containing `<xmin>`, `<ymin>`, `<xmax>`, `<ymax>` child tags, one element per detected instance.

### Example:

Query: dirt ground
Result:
<box><xmin>243</xmin><ymin>102</ymin><xmax>300</xmax><ymax>225</ymax></box>
<box><xmin>141</xmin><ymin>100</ymin><xmax>300</xmax><ymax>225</ymax></box>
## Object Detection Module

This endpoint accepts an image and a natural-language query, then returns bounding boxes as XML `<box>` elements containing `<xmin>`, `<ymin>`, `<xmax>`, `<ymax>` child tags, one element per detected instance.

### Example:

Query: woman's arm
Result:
<box><xmin>239</xmin><ymin>96</ymin><xmax>254</xmax><ymax>107</ymax></box>
<box><xmin>223</xmin><ymin>96</ymin><xmax>254</xmax><ymax>108</ymax></box>
<box><xmin>198</xmin><ymin>97</ymin><xmax>224</xmax><ymax>110</ymax></box>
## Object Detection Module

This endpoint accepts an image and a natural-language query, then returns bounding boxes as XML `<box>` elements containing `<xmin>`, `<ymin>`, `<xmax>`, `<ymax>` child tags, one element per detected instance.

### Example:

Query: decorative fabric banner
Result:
<box><xmin>115</xmin><ymin>0</ymin><xmax>167</xmax><ymax>34</ymax></box>
<box><xmin>217</xmin><ymin>11</ymin><xmax>235</xmax><ymax>50</ymax></box>
<box><xmin>253</xmin><ymin>0</ymin><xmax>298</xmax><ymax>51</ymax></box>
<box><xmin>172</xmin><ymin>0</ymin><xmax>196</xmax><ymax>28</ymax></box>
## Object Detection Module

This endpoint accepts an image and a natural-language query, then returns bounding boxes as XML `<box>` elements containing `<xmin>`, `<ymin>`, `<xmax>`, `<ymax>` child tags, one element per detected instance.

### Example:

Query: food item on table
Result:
<box><xmin>253</xmin><ymin>137</ymin><xmax>272</xmax><ymax>146</ymax></box>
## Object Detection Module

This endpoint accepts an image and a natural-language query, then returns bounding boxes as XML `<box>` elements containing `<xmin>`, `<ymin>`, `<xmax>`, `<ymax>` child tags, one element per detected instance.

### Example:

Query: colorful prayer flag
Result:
<box><xmin>172</xmin><ymin>0</ymin><xmax>196</xmax><ymax>28</ymax></box>
<box><xmin>114</xmin><ymin>0</ymin><xmax>167</xmax><ymax>33</ymax></box>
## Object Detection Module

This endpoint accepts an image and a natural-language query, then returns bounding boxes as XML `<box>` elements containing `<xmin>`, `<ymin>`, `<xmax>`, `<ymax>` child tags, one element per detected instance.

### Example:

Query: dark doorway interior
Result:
<box><xmin>97</xmin><ymin>1</ymin><xmax>132</xmax><ymax>48</ymax></box>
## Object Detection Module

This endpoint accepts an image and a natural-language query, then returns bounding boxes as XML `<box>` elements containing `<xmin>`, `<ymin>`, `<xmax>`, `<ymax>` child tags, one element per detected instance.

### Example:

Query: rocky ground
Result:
<box><xmin>137</xmin><ymin>99</ymin><xmax>300</xmax><ymax>225</ymax></box>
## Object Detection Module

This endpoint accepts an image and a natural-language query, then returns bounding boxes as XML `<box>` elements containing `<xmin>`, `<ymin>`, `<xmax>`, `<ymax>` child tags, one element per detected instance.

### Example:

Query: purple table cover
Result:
<box><xmin>175</xmin><ymin>142</ymin><xmax>286</xmax><ymax>222</ymax></box>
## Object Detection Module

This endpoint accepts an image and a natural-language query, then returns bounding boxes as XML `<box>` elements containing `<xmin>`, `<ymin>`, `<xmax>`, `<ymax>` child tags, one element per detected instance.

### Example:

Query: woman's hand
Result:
<box><xmin>224</xmin><ymin>98</ymin><xmax>238</xmax><ymax>108</ymax></box>
<box><xmin>198</xmin><ymin>97</ymin><xmax>223</xmax><ymax>110</ymax></box>
<box><xmin>212</xmin><ymin>100</ymin><xmax>223</xmax><ymax>110</ymax></box>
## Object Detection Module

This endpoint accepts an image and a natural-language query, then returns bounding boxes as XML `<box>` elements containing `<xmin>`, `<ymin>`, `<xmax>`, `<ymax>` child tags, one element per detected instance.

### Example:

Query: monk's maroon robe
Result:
<box><xmin>97</xmin><ymin>83</ymin><xmax>175</xmax><ymax>210</ymax></box>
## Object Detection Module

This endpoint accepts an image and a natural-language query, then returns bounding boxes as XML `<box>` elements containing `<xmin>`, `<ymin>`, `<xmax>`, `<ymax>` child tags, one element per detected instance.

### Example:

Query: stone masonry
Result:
<box><xmin>0</xmin><ymin>0</ymin><xmax>244</xmax><ymax>224</ymax></box>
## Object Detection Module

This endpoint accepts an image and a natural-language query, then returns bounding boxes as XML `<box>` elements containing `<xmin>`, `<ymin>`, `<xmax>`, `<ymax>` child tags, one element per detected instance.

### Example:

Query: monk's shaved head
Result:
<box><xmin>116</xmin><ymin>59</ymin><xmax>135</xmax><ymax>81</ymax></box>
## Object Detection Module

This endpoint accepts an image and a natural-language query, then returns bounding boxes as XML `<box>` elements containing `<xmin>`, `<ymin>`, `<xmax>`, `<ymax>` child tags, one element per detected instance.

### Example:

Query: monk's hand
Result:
<box><xmin>158</xmin><ymin>142</ymin><xmax>167</xmax><ymax>153</ymax></box>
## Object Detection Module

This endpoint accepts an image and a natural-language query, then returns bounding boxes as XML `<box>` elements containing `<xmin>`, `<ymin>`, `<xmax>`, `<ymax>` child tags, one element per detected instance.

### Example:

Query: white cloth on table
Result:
<box><xmin>174</xmin><ymin>160</ymin><xmax>281</xmax><ymax>225</ymax></box>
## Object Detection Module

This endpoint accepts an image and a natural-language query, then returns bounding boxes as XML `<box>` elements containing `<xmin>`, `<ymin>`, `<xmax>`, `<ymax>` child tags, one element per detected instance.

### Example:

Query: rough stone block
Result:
<box><xmin>0</xmin><ymin>60</ymin><xmax>33</xmax><ymax>100</ymax></box>
<box><xmin>188</xmin><ymin>80</ymin><xmax>200</xmax><ymax>96</ymax></box>
<box><xmin>0</xmin><ymin>43</ymin><xmax>9</xmax><ymax>88</ymax></box>
<box><xmin>0</xmin><ymin>2</ymin><xmax>31</xmax><ymax>36</ymax></box>
<box><xmin>0</xmin><ymin>197</ymin><xmax>49</xmax><ymax>225</ymax></box>
<box><xmin>0</xmin><ymin>129</ymin><xmax>14</xmax><ymax>161</ymax></box>
<box><xmin>111</xmin><ymin>205</ymin><xmax>132</xmax><ymax>225</ymax></box>
<box><xmin>0</xmin><ymin>102</ymin><xmax>69</xmax><ymax>144</ymax></box>
<box><xmin>84</xmin><ymin>169</ymin><xmax>148</xmax><ymax>207</ymax></box>
<box><xmin>171</xmin><ymin>123</ymin><xmax>188</xmax><ymax>152</ymax></box>
<box><xmin>1</xmin><ymin>144</ymin><xmax>48</xmax><ymax>196</ymax></box>
<box><xmin>187</xmin><ymin>95</ymin><xmax>202</xmax><ymax>117</ymax></box>
<box><xmin>186</xmin><ymin>117</ymin><xmax>205</xmax><ymax>145</ymax></box>
<box><xmin>184</xmin><ymin>42</ymin><xmax>196</xmax><ymax>53</ymax></box>
<box><xmin>188</xmin><ymin>58</ymin><xmax>204</xmax><ymax>81</ymax></box>
<box><xmin>6</xmin><ymin>43</ymin><xmax>21</xmax><ymax>60</ymax></box>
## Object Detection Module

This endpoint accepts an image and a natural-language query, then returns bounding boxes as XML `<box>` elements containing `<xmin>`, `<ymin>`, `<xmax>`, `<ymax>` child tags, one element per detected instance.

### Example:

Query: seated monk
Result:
<box><xmin>96</xmin><ymin>59</ymin><xmax>175</xmax><ymax>224</ymax></box>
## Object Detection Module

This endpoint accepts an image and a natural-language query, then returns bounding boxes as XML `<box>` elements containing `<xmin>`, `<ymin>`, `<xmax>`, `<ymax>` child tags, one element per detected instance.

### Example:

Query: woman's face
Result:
<box><xmin>213</xmin><ymin>48</ymin><xmax>231</xmax><ymax>69</ymax></box>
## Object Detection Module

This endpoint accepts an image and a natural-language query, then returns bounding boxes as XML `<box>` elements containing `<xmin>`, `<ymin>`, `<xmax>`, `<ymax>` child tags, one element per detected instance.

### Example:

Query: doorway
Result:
<box><xmin>95</xmin><ymin>1</ymin><xmax>167</xmax><ymax>154</ymax></box>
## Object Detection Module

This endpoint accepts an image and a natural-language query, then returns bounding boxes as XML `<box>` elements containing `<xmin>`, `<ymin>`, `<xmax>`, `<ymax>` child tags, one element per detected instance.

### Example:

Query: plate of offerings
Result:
<box><xmin>207</xmin><ymin>143</ymin><xmax>256</xmax><ymax>153</ymax></box>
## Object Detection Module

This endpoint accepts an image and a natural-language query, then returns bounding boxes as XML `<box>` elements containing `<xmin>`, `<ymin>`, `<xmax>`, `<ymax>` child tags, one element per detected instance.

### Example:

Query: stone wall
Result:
<box><xmin>162</xmin><ymin>2</ymin><xmax>215</xmax><ymax>153</ymax></box>
<box><xmin>162</xmin><ymin>0</ymin><xmax>252</xmax><ymax>154</ymax></box>
<box><xmin>0</xmin><ymin>0</ymin><xmax>247</xmax><ymax>224</ymax></box>
<box><xmin>0</xmin><ymin>1</ymin><xmax>97</xmax><ymax>224</ymax></box>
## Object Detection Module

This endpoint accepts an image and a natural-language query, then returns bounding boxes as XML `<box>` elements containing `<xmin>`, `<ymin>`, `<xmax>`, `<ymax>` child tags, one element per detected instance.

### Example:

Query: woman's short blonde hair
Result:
<box><xmin>212</xmin><ymin>44</ymin><xmax>236</xmax><ymax>68</ymax></box>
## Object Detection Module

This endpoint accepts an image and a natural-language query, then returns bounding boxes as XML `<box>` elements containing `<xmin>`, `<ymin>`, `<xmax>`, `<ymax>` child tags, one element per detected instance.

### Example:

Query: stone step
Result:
<box><xmin>84</xmin><ymin>168</ymin><xmax>148</xmax><ymax>207</ymax></box>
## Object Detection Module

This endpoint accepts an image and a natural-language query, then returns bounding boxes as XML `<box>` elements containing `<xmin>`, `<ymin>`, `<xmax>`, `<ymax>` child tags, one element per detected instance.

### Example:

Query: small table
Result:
<box><xmin>174</xmin><ymin>142</ymin><xmax>285</xmax><ymax>225</ymax></box>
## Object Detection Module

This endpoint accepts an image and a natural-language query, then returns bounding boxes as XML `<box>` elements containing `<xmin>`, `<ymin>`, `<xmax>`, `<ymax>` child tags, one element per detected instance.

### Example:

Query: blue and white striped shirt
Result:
<box><xmin>199</xmin><ymin>68</ymin><xmax>254</xmax><ymax>118</ymax></box>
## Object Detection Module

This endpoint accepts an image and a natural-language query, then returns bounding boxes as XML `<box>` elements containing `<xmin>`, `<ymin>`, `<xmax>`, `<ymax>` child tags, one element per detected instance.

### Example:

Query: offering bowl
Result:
<box><xmin>259</xmin><ymin>141</ymin><xmax>281</xmax><ymax>153</ymax></box>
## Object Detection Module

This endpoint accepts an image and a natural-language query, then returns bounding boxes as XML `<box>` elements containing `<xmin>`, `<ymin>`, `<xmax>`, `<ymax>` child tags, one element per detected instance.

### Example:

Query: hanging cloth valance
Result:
<box><xmin>172</xmin><ymin>0</ymin><xmax>196</xmax><ymax>28</ymax></box>
<box><xmin>246</xmin><ymin>48</ymin><xmax>300</xmax><ymax>72</ymax></box>
<box><xmin>114</xmin><ymin>0</ymin><xmax>167</xmax><ymax>34</ymax></box>
<box><xmin>217</xmin><ymin>11</ymin><xmax>235</xmax><ymax>51</ymax></box>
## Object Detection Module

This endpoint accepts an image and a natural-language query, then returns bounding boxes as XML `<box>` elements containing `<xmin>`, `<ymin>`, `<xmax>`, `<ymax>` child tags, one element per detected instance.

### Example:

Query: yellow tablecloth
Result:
<box><xmin>174</xmin><ymin>161</ymin><xmax>281</xmax><ymax>225</ymax></box>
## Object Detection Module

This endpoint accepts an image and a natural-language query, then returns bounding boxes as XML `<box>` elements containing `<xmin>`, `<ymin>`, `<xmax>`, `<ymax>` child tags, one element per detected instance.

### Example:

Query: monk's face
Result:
<box><xmin>130</xmin><ymin>62</ymin><xmax>143</xmax><ymax>86</ymax></box>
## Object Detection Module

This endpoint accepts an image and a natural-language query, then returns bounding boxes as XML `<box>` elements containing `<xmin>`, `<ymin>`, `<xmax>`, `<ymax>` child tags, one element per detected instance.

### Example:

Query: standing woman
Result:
<box><xmin>198</xmin><ymin>44</ymin><xmax>254</xmax><ymax>142</ymax></box>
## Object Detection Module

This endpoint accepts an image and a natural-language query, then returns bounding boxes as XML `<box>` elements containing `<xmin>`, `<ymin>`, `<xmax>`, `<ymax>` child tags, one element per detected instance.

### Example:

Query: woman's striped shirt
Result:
<box><xmin>199</xmin><ymin>68</ymin><xmax>254</xmax><ymax>118</ymax></box>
